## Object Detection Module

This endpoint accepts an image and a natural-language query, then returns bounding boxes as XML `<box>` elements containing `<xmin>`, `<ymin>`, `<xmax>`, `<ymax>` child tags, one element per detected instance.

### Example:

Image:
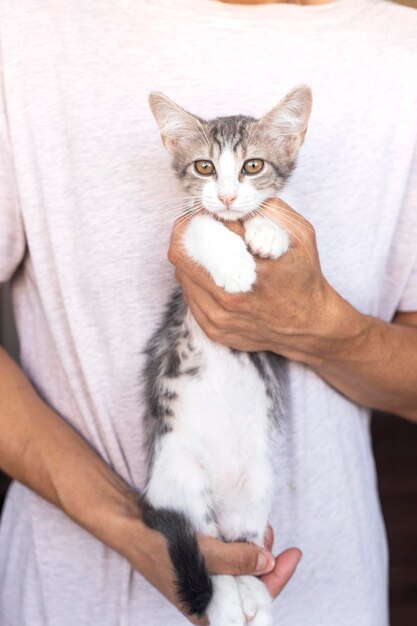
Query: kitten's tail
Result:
<box><xmin>142</xmin><ymin>501</ymin><xmax>213</xmax><ymax>617</ymax></box>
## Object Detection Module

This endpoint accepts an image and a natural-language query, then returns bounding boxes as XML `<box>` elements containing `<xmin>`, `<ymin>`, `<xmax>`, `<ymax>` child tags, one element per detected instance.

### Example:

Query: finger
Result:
<box><xmin>260</xmin><ymin>548</ymin><xmax>302</xmax><ymax>598</ymax></box>
<box><xmin>177</xmin><ymin>265</ymin><xmax>249</xmax><ymax>313</ymax></box>
<box><xmin>172</xmin><ymin>206</ymin><xmax>200</xmax><ymax>238</ymax></box>
<box><xmin>167</xmin><ymin>211</ymin><xmax>198</xmax><ymax>271</ymax></box>
<box><xmin>180</xmin><ymin>273</ymin><xmax>251</xmax><ymax>332</ymax></box>
<box><xmin>185</xmin><ymin>292</ymin><xmax>216</xmax><ymax>339</ymax></box>
<box><xmin>199</xmin><ymin>535</ymin><xmax>275</xmax><ymax>577</ymax></box>
<box><xmin>178</xmin><ymin>272</ymin><xmax>221</xmax><ymax>310</ymax></box>
<box><xmin>264</xmin><ymin>524</ymin><xmax>274</xmax><ymax>552</ymax></box>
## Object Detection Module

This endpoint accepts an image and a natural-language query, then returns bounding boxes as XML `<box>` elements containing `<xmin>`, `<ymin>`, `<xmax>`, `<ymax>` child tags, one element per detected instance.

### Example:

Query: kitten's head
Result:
<box><xmin>149</xmin><ymin>85</ymin><xmax>312</xmax><ymax>221</ymax></box>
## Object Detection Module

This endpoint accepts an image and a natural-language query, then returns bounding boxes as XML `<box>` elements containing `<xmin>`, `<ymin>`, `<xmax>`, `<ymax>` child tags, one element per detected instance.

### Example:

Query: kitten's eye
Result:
<box><xmin>194</xmin><ymin>160</ymin><xmax>215</xmax><ymax>176</ymax></box>
<box><xmin>242</xmin><ymin>158</ymin><xmax>264</xmax><ymax>175</ymax></box>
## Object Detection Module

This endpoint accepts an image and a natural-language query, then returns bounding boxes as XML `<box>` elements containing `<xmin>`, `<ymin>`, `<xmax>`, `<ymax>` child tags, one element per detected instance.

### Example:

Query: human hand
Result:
<box><xmin>169</xmin><ymin>197</ymin><xmax>347</xmax><ymax>366</ymax></box>
<box><xmin>129</xmin><ymin>521</ymin><xmax>301</xmax><ymax>625</ymax></box>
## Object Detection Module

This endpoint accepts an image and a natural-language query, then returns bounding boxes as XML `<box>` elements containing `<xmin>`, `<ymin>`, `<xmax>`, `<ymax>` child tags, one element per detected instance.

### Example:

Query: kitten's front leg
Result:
<box><xmin>244</xmin><ymin>215</ymin><xmax>289</xmax><ymax>260</ymax></box>
<box><xmin>183</xmin><ymin>214</ymin><xmax>256</xmax><ymax>294</ymax></box>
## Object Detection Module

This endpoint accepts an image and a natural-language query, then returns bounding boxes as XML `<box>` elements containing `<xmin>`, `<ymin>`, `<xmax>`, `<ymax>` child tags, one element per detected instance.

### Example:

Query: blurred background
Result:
<box><xmin>1</xmin><ymin>0</ymin><xmax>417</xmax><ymax>623</ymax></box>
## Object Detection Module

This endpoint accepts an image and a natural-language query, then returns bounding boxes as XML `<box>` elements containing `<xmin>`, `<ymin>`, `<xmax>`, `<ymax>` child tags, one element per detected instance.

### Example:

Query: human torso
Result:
<box><xmin>1</xmin><ymin>1</ymin><xmax>417</xmax><ymax>624</ymax></box>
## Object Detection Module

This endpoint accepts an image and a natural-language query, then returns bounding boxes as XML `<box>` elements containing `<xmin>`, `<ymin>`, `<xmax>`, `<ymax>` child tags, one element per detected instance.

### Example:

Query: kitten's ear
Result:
<box><xmin>257</xmin><ymin>85</ymin><xmax>313</xmax><ymax>160</ymax></box>
<box><xmin>149</xmin><ymin>92</ymin><xmax>205</xmax><ymax>156</ymax></box>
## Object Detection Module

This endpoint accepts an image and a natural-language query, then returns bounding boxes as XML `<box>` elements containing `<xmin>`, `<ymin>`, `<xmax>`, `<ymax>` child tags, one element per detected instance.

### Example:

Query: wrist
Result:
<box><xmin>297</xmin><ymin>282</ymin><xmax>372</xmax><ymax>367</ymax></box>
<box><xmin>115</xmin><ymin>507</ymin><xmax>151</xmax><ymax>565</ymax></box>
<box><xmin>71</xmin><ymin>473</ymin><xmax>146</xmax><ymax>560</ymax></box>
<box><xmin>105</xmin><ymin>492</ymin><xmax>164</xmax><ymax>573</ymax></box>
<box><xmin>311</xmin><ymin>286</ymin><xmax>373</xmax><ymax>366</ymax></box>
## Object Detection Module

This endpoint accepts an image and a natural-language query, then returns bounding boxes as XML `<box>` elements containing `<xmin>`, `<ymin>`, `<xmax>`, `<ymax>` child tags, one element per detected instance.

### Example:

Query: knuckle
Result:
<box><xmin>207</xmin><ymin>307</ymin><xmax>228</xmax><ymax>329</ymax></box>
<box><xmin>205</xmin><ymin>326</ymin><xmax>220</xmax><ymax>342</ymax></box>
<box><xmin>295</xmin><ymin>221</ymin><xmax>315</xmax><ymax>249</ymax></box>
<box><xmin>167</xmin><ymin>245</ymin><xmax>178</xmax><ymax>265</ymax></box>
<box><xmin>256</xmin><ymin>260</ymin><xmax>271</xmax><ymax>279</ymax></box>
<box><xmin>236</xmin><ymin>551</ymin><xmax>254</xmax><ymax>574</ymax></box>
<box><xmin>220</xmin><ymin>292</ymin><xmax>243</xmax><ymax>312</ymax></box>
<box><xmin>304</xmin><ymin>222</ymin><xmax>316</xmax><ymax>241</ymax></box>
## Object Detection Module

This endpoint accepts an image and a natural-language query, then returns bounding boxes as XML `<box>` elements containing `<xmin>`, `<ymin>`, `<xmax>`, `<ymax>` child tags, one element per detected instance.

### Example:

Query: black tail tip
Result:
<box><xmin>142</xmin><ymin>501</ymin><xmax>213</xmax><ymax>617</ymax></box>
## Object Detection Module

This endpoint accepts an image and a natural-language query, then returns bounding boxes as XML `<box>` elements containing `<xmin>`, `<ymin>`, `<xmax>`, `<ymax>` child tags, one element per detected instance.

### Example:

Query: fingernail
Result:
<box><xmin>256</xmin><ymin>551</ymin><xmax>274</xmax><ymax>573</ymax></box>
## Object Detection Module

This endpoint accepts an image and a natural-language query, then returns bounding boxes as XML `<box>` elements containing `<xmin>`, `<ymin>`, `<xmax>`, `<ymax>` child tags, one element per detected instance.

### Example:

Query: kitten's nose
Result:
<box><xmin>218</xmin><ymin>194</ymin><xmax>237</xmax><ymax>208</ymax></box>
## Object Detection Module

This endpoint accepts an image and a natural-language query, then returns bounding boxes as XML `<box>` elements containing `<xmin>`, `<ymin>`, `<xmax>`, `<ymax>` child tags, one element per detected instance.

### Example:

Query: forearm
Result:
<box><xmin>308</xmin><ymin>289</ymin><xmax>417</xmax><ymax>421</ymax></box>
<box><xmin>0</xmin><ymin>346</ymin><xmax>295</xmax><ymax>621</ymax></box>
<box><xmin>0</xmin><ymin>346</ymin><xmax>147</xmax><ymax>560</ymax></box>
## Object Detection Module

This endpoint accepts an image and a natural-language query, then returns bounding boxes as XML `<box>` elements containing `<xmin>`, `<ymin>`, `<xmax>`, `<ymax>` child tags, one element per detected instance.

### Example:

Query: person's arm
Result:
<box><xmin>310</xmin><ymin>307</ymin><xmax>417</xmax><ymax>421</ymax></box>
<box><xmin>168</xmin><ymin>198</ymin><xmax>417</xmax><ymax>422</ymax></box>
<box><xmin>0</xmin><ymin>342</ymin><xmax>301</xmax><ymax>624</ymax></box>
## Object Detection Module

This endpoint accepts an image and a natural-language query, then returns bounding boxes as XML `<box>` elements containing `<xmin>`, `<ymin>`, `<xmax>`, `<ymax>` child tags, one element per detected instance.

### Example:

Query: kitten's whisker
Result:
<box><xmin>258</xmin><ymin>202</ymin><xmax>315</xmax><ymax>232</ymax></box>
<box><xmin>154</xmin><ymin>195</ymin><xmax>202</xmax><ymax>202</ymax></box>
<box><xmin>259</xmin><ymin>211</ymin><xmax>313</xmax><ymax>241</ymax></box>
<box><xmin>156</xmin><ymin>200</ymin><xmax>202</xmax><ymax>212</ymax></box>
<box><xmin>156</xmin><ymin>205</ymin><xmax>197</xmax><ymax>214</ymax></box>
<box><xmin>142</xmin><ymin>205</ymin><xmax>198</xmax><ymax>225</ymax></box>
<box><xmin>174</xmin><ymin>203</ymin><xmax>204</xmax><ymax>220</ymax></box>
<box><xmin>146</xmin><ymin>206</ymin><xmax>203</xmax><ymax>230</ymax></box>
<box><xmin>257</xmin><ymin>208</ymin><xmax>312</xmax><ymax>262</ymax></box>
<box><xmin>145</xmin><ymin>210</ymin><xmax>194</xmax><ymax>222</ymax></box>
<box><xmin>173</xmin><ymin>206</ymin><xmax>204</xmax><ymax>231</ymax></box>
<box><xmin>155</xmin><ymin>198</ymin><xmax>202</xmax><ymax>208</ymax></box>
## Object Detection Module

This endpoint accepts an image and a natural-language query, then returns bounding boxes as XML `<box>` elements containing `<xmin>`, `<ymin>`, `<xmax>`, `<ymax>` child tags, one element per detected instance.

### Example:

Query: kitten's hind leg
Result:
<box><xmin>145</xmin><ymin>432</ymin><xmax>217</xmax><ymax>536</ymax></box>
<box><xmin>145</xmin><ymin>433</ymin><xmax>246</xmax><ymax>625</ymax></box>
<box><xmin>237</xmin><ymin>576</ymin><xmax>272</xmax><ymax>626</ymax></box>
<box><xmin>144</xmin><ymin>433</ymin><xmax>219</xmax><ymax>617</ymax></box>
<box><xmin>207</xmin><ymin>576</ymin><xmax>247</xmax><ymax>626</ymax></box>
<box><xmin>217</xmin><ymin>464</ymin><xmax>273</xmax><ymax>625</ymax></box>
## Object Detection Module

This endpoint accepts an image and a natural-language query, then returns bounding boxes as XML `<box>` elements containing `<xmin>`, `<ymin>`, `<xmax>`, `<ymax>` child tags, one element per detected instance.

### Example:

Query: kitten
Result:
<box><xmin>142</xmin><ymin>86</ymin><xmax>312</xmax><ymax>626</ymax></box>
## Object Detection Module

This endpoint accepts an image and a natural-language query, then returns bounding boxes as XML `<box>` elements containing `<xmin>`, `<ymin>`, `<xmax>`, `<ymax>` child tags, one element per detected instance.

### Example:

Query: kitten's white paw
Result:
<box><xmin>238</xmin><ymin>581</ymin><xmax>257</xmax><ymax>621</ymax></box>
<box><xmin>251</xmin><ymin>612</ymin><xmax>273</xmax><ymax>626</ymax></box>
<box><xmin>183</xmin><ymin>214</ymin><xmax>256</xmax><ymax>294</ymax></box>
<box><xmin>211</xmin><ymin>242</ymin><xmax>256</xmax><ymax>294</ymax></box>
<box><xmin>208</xmin><ymin>576</ymin><xmax>246</xmax><ymax>626</ymax></box>
<box><xmin>208</xmin><ymin>607</ymin><xmax>246</xmax><ymax>626</ymax></box>
<box><xmin>237</xmin><ymin>576</ymin><xmax>273</xmax><ymax>625</ymax></box>
<box><xmin>244</xmin><ymin>216</ymin><xmax>289</xmax><ymax>260</ymax></box>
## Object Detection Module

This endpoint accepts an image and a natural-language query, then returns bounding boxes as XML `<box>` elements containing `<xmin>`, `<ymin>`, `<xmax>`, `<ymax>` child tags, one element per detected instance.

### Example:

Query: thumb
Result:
<box><xmin>198</xmin><ymin>535</ymin><xmax>276</xmax><ymax>577</ymax></box>
<box><xmin>261</xmin><ymin>547</ymin><xmax>302</xmax><ymax>598</ymax></box>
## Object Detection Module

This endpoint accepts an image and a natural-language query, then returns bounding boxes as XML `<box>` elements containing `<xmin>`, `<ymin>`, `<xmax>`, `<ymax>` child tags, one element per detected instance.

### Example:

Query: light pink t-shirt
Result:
<box><xmin>1</xmin><ymin>1</ymin><xmax>417</xmax><ymax>624</ymax></box>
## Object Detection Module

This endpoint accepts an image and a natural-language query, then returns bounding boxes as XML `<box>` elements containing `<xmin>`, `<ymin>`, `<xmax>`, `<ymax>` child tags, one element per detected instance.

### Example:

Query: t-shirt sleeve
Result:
<box><xmin>0</xmin><ymin>63</ymin><xmax>25</xmax><ymax>284</ymax></box>
<box><xmin>398</xmin><ymin>257</ymin><xmax>417</xmax><ymax>312</ymax></box>
<box><xmin>397</xmin><ymin>143</ymin><xmax>417</xmax><ymax>313</ymax></box>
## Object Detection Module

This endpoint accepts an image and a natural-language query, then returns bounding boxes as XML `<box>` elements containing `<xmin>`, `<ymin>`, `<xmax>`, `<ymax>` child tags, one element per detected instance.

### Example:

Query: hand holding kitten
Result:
<box><xmin>169</xmin><ymin>197</ymin><xmax>345</xmax><ymax>365</ymax></box>
<box><xmin>131</xmin><ymin>521</ymin><xmax>300</xmax><ymax>625</ymax></box>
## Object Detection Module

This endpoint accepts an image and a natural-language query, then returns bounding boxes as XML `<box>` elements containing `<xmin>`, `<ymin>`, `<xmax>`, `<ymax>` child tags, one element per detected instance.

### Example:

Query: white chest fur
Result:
<box><xmin>146</xmin><ymin>313</ymin><xmax>274</xmax><ymax>543</ymax></box>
